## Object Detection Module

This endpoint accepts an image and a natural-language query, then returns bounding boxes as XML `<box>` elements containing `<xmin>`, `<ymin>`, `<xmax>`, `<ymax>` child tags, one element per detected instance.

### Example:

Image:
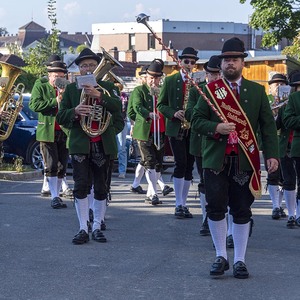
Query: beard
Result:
<box><xmin>223</xmin><ymin>68</ymin><xmax>242</xmax><ymax>81</ymax></box>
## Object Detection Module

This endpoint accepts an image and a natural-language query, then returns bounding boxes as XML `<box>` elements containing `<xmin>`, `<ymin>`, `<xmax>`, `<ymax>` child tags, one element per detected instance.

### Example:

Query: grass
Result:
<box><xmin>0</xmin><ymin>156</ymin><xmax>33</xmax><ymax>173</ymax></box>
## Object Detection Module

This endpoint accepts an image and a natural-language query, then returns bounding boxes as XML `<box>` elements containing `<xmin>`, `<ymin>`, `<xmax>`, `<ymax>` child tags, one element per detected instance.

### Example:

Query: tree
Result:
<box><xmin>240</xmin><ymin>0</ymin><xmax>300</xmax><ymax>47</ymax></box>
<box><xmin>23</xmin><ymin>0</ymin><xmax>64</xmax><ymax>87</ymax></box>
<box><xmin>0</xmin><ymin>27</ymin><xmax>8</xmax><ymax>36</ymax></box>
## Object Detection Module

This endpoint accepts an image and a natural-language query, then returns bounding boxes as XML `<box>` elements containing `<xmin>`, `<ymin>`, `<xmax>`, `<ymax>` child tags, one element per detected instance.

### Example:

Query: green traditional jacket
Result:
<box><xmin>130</xmin><ymin>84</ymin><xmax>162</xmax><ymax>141</ymax></box>
<box><xmin>157</xmin><ymin>72</ymin><xmax>185</xmax><ymax>137</ymax></box>
<box><xmin>186</xmin><ymin>82</ymin><xmax>206</xmax><ymax>157</ymax></box>
<box><xmin>191</xmin><ymin>77</ymin><xmax>279</xmax><ymax>171</ymax></box>
<box><xmin>282</xmin><ymin>90</ymin><xmax>300</xmax><ymax>158</ymax></box>
<box><xmin>56</xmin><ymin>80</ymin><xmax>122</xmax><ymax>156</ymax></box>
<box><xmin>29</xmin><ymin>77</ymin><xmax>62</xmax><ymax>142</ymax></box>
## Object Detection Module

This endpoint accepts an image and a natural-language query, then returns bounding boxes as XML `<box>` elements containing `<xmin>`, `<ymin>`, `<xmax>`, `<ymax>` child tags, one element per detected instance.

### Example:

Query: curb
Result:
<box><xmin>0</xmin><ymin>170</ymin><xmax>43</xmax><ymax>181</ymax></box>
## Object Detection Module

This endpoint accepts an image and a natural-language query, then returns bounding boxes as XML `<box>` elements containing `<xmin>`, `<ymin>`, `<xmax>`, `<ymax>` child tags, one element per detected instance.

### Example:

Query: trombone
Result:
<box><xmin>149</xmin><ymin>85</ymin><xmax>161</xmax><ymax>150</ymax></box>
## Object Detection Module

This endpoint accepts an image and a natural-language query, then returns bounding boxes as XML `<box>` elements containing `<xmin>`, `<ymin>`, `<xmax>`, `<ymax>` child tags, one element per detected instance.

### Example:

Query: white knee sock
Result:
<box><xmin>279</xmin><ymin>187</ymin><xmax>284</xmax><ymax>207</ymax></box>
<box><xmin>93</xmin><ymin>199</ymin><xmax>107</xmax><ymax>231</ymax></box>
<box><xmin>268</xmin><ymin>185</ymin><xmax>280</xmax><ymax>209</ymax></box>
<box><xmin>173</xmin><ymin>177</ymin><xmax>184</xmax><ymax>207</ymax></box>
<box><xmin>227</xmin><ymin>213</ymin><xmax>233</xmax><ymax>236</ymax></box>
<box><xmin>57</xmin><ymin>178</ymin><xmax>63</xmax><ymax>195</ymax></box>
<box><xmin>296</xmin><ymin>199</ymin><xmax>300</xmax><ymax>219</ymax></box>
<box><xmin>48</xmin><ymin>176</ymin><xmax>58</xmax><ymax>198</ymax></box>
<box><xmin>232</xmin><ymin>222</ymin><xmax>250</xmax><ymax>263</ymax></box>
<box><xmin>61</xmin><ymin>177</ymin><xmax>68</xmax><ymax>192</ymax></box>
<box><xmin>132</xmin><ymin>163</ymin><xmax>145</xmax><ymax>188</ymax></box>
<box><xmin>284</xmin><ymin>190</ymin><xmax>296</xmax><ymax>217</ymax></box>
<box><xmin>75</xmin><ymin>197</ymin><xmax>89</xmax><ymax>233</ymax></box>
<box><xmin>208</xmin><ymin>218</ymin><xmax>227</xmax><ymax>259</ymax></box>
<box><xmin>145</xmin><ymin>169</ymin><xmax>158</xmax><ymax>196</ymax></box>
<box><xmin>182</xmin><ymin>180</ymin><xmax>191</xmax><ymax>207</ymax></box>
<box><xmin>42</xmin><ymin>175</ymin><xmax>49</xmax><ymax>191</ymax></box>
<box><xmin>157</xmin><ymin>172</ymin><xmax>165</xmax><ymax>191</ymax></box>
<box><xmin>200</xmin><ymin>192</ymin><xmax>207</xmax><ymax>223</ymax></box>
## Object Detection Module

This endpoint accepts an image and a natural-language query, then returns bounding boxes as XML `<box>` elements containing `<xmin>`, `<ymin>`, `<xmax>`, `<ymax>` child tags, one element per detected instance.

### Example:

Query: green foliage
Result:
<box><xmin>240</xmin><ymin>0</ymin><xmax>300</xmax><ymax>48</ymax></box>
<box><xmin>0</xmin><ymin>27</ymin><xmax>8</xmax><ymax>35</ymax></box>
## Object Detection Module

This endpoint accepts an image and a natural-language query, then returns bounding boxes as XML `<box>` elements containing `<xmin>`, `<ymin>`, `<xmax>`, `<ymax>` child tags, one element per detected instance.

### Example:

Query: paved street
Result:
<box><xmin>0</xmin><ymin>167</ymin><xmax>300</xmax><ymax>300</ymax></box>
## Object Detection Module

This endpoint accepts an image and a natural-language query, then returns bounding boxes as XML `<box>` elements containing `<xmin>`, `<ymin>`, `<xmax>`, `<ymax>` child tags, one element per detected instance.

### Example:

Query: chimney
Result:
<box><xmin>109</xmin><ymin>47</ymin><xmax>119</xmax><ymax>61</ymax></box>
<box><xmin>125</xmin><ymin>49</ymin><xmax>136</xmax><ymax>63</ymax></box>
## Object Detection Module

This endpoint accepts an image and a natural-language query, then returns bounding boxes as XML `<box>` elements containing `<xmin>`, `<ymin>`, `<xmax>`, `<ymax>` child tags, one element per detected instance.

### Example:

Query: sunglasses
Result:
<box><xmin>183</xmin><ymin>59</ymin><xmax>196</xmax><ymax>65</ymax></box>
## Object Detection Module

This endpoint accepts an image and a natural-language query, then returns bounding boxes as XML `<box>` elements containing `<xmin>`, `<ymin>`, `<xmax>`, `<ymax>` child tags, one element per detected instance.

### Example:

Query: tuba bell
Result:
<box><xmin>79</xmin><ymin>47</ymin><xmax>123</xmax><ymax>137</ymax></box>
<box><xmin>0</xmin><ymin>61</ymin><xmax>25</xmax><ymax>141</ymax></box>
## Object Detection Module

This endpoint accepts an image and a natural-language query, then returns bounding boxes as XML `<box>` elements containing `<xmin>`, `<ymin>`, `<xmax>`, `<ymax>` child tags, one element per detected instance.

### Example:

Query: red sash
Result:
<box><xmin>206</xmin><ymin>78</ymin><xmax>261</xmax><ymax>198</ymax></box>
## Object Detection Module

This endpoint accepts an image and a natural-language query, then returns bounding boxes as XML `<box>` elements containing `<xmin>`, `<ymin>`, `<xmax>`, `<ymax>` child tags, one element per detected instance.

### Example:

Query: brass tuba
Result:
<box><xmin>79</xmin><ymin>47</ymin><xmax>123</xmax><ymax>137</ymax></box>
<box><xmin>0</xmin><ymin>61</ymin><xmax>25</xmax><ymax>141</ymax></box>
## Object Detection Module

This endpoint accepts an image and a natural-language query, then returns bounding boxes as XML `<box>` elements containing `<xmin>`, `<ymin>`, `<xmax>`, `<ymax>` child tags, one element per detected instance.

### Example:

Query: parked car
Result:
<box><xmin>3</xmin><ymin>96</ymin><xmax>174</xmax><ymax>171</ymax></box>
<box><xmin>3</xmin><ymin>94</ymin><xmax>43</xmax><ymax>169</ymax></box>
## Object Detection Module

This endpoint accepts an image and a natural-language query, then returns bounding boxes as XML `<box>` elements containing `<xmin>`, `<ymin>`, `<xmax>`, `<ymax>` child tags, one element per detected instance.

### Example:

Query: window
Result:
<box><xmin>148</xmin><ymin>33</ymin><xmax>155</xmax><ymax>49</ymax></box>
<box><xmin>129</xmin><ymin>34</ymin><xmax>135</xmax><ymax>50</ymax></box>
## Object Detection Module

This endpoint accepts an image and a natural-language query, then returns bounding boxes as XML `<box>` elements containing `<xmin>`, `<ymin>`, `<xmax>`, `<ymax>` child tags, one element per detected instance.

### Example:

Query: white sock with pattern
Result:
<box><xmin>208</xmin><ymin>218</ymin><xmax>227</xmax><ymax>259</ymax></box>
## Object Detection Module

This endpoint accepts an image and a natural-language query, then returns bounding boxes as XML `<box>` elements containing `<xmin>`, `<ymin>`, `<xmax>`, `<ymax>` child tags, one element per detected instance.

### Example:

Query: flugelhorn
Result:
<box><xmin>0</xmin><ymin>61</ymin><xmax>25</xmax><ymax>141</ymax></box>
<box><xmin>79</xmin><ymin>47</ymin><xmax>123</xmax><ymax>137</ymax></box>
<box><xmin>136</xmin><ymin>13</ymin><xmax>226</xmax><ymax>123</ymax></box>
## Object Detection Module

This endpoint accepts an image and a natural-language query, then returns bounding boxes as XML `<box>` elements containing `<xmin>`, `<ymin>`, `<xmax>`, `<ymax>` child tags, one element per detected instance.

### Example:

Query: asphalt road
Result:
<box><xmin>0</xmin><ymin>167</ymin><xmax>299</xmax><ymax>300</ymax></box>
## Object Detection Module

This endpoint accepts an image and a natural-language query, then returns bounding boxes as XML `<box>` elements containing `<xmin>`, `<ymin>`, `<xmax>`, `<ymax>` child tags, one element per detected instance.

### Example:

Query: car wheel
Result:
<box><xmin>27</xmin><ymin>141</ymin><xmax>43</xmax><ymax>170</ymax></box>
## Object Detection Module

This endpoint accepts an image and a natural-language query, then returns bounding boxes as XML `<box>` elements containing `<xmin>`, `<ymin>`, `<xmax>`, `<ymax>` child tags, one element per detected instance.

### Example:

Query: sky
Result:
<box><xmin>0</xmin><ymin>0</ymin><xmax>254</xmax><ymax>34</ymax></box>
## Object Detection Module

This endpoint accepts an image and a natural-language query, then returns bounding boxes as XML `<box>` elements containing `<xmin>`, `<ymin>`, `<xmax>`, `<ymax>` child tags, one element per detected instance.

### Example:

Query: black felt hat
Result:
<box><xmin>218</xmin><ymin>37</ymin><xmax>248</xmax><ymax>58</ymax></box>
<box><xmin>289</xmin><ymin>72</ymin><xmax>300</xmax><ymax>87</ymax></box>
<box><xmin>179</xmin><ymin>47</ymin><xmax>199</xmax><ymax>61</ymax></box>
<box><xmin>268</xmin><ymin>73</ymin><xmax>288</xmax><ymax>85</ymax></box>
<box><xmin>203</xmin><ymin>55</ymin><xmax>221</xmax><ymax>73</ymax></box>
<box><xmin>146</xmin><ymin>59</ymin><xmax>164</xmax><ymax>77</ymax></box>
<box><xmin>45</xmin><ymin>54</ymin><xmax>62</xmax><ymax>66</ymax></box>
<box><xmin>74</xmin><ymin>48</ymin><xmax>101</xmax><ymax>66</ymax></box>
<box><xmin>47</xmin><ymin>61</ymin><xmax>68</xmax><ymax>73</ymax></box>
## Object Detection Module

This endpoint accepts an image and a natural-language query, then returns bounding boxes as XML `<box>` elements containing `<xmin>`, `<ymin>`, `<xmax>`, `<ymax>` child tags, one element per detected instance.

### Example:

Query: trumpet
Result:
<box><xmin>149</xmin><ymin>85</ymin><xmax>161</xmax><ymax>150</ymax></box>
<box><xmin>271</xmin><ymin>99</ymin><xmax>288</xmax><ymax>110</ymax></box>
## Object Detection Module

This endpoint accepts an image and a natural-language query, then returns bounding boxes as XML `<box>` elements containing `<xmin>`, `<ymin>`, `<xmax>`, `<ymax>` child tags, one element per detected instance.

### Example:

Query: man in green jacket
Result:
<box><xmin>30</xmin><ymin>60</ymin><xmax>69</xmax><ymax>210</ymax></box>
<box><xmin>191</xmin><ymin>37</ymin><xmax>279</xmax><ymax>279</ymax></box>
<box><xmin>157</xmin><ymin>47</ymin><xmax>198</xmax><ymax>219</ymax></box>
<box><xmin>56</xmin><ymin>48</ymin><xmax>123</xmax><ymax>245</ymax></box>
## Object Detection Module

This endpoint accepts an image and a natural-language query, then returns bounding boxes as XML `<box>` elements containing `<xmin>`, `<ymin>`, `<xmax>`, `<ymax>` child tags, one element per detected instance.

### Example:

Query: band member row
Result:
<box><xmin>157</xmin><ymin>47</ymin><xmax>197</xmax><ymax>219</ymax></box>
<box><xmin>130</xmin><ymin>59</ymin><xmax>165</xmax><ymax>205</ymax></box>
<box><xmin>56</xmin><ymin>48</ymin><xmax>123</xmax><ymax>245</ymax></box>
<box><xmin>191</xmin><ymin>37</ymin><xmax>279</xmax><ymax>279</ymax></box>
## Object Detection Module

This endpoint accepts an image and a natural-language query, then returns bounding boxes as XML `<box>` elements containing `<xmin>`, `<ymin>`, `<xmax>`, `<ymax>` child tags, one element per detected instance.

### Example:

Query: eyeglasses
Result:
<box><xmin>79</xmin><ymin>63</ymin><xmax>98</xmax><ymax>69</ymax></box>
<box><xmin>183</xmin><ymin>59</ymin><xmax>196</xmax><ymax>65</ymax></box>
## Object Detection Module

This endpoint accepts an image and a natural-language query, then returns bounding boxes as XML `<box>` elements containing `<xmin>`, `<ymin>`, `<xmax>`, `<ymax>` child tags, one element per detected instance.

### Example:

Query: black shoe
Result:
<box><xmin>51</xmin><ymin>197</ymin><xmax>67</xmax><ymax>209</ymax></box>
<box><xmin>41</xmin><ymin>190</ymin><xmax>51</xmax><ymax>197</ymax></box>
<box><xmin>175</xmin><ymin>205</ymin><xmax>185</xmax><ymax>219</ymax></box>
<box><xmin>200</xmin><ymin>218</ymin><xmax>210</xmax><ymax>236</ymax></box>
<box><xmin>279</xmin><ymin>207</ymin><xmax>287</xmax><ymax>218</ymax></box>
<box><xmin>92</xmin><ymin>229</ymin><xmax>107</xmax><ymax>243</ymax></box>
<box><xmin>183</xmin><ymin>206</ymin><xmax>193</xmax><ymax>218</ymax></box>
<box><xmin>130</xmin><ymin>185</ymin><xmax>147</xmax><ymax>194</ymax></box>
<box><xmin>162</xmin><ymin>185</ymin><xmax>174</xmax><ymax>196</ymax></box>
<box><xmin>296</xmin><ymin>217</ymin><xmax>300</xmax><ymax>227</ymax></box>
<box><xmin>287</xmin><ymin>216</ymin><xmax>296</xmax><ymax>228</ymax></box>
<box><xmin>210</xmin><ymin>256</ymin><xmax>229</xmax><ymax>276</ymax></box>
<box><xmin>233</xmin><ymin>261</ymin><xmax>249</xmax><ymax>279</ymax></box>
<box><xmin>151</xmin><ymin>194</ymin><xmax>160</xmax><ymax>205</ymax></box>
<box><xmin>272</xmin><ymin>207</ymin><xmax>281</xmax><ymax>220</ymax></box>
<box><xmin>72</xmin><ymin>230</ymin><xmax>89</xmax><ymax>245</ymax></box>
<box><xmin>101</xmin><ymin>221</ymin><xmax>106</xmax><ymax>231</ymax></box>
<box><xmin>59</xmin><ymin>188</ymin><xmax>74</xmax><ymax>199</ymax></box>
<box><xmin>226</xmin><ymin>235</ymin><xmax>234</xmax><ymax>248</ymax></box>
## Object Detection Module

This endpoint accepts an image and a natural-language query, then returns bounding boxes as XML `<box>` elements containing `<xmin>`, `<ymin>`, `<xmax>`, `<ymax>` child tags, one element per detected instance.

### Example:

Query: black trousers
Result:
<box><xmin>204</xmin><ymin>156</ymin><xmax>254</xmax><ymax>224</ymax></box>
<box><xmin>40</xmin><ymin>130</ymin><xmax>69</xmax><ymax>178</ymax></box>
<box><xmin>71</xmin><ymin>141</ymin><xmax>109</xmax><ymax>200</ymax></box>
<box><xmin>195</xmin><ymin>156</ymin><xmax>205</xmax><ymax>194</ymax></box>
<box><xmin>137</xmin><ymin>133</ymin><xmax>164</xmax><ymax>172</ymax></box>
<box><xmin>169</xmin><ymin>131</ymin><xmax>194</xmax><ymax>180</ymax></box>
